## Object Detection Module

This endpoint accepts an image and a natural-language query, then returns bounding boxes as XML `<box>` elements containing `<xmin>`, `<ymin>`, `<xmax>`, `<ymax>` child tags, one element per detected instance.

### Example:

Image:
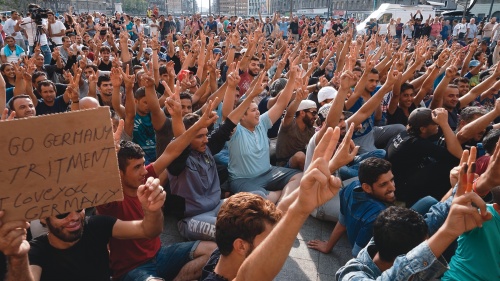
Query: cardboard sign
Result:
<box><xmin>0</xmin><ymin>107</ymin><xmax>123</xmax><ymax>222</ymax></box>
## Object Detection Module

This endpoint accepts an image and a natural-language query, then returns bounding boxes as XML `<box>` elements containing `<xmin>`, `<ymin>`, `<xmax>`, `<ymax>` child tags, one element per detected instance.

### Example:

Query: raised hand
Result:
<box><xmin>431</xmin><ymin>107</ymin><xmax>448</xmax><ymax>126</ymax></box>
<box><xmin>227</xmin><ymin>63</ymin><xmax>241</xmax><ymax>88</ymax></box>
<box><xmin>339</xmin><ymin>70</ymin><xmax>356</xmax><ymax>89</ymax></box>
<box><xmin>199</xmin><ymin>99</ymin><xmax>219</xmax><ymax>127</ymax></box>
<box><xmin>329</xmin><ymin>123</ymin><xmax>360</xmax><ymax>172</ymax></box>
<box><xmin>1</xmin><ymin>108</ymin><xmax>15</xmax><ymax>121</ymax></box>
<box><xmin>110</xmin><ymin>67</ymin><xmax>123</xmax><ymax>88</ymax></box>
<box><xmin>137</xmin><ymin>177</ymin><xmax>166</xmax><ymax>212</ymax></box>
<box><xmin>384</xmin><ymin>69</ymin><xmax>399</xmax><ymax>86</ymax></box>
<box><xmin>119</xmin><ymin>64</ymin><xmax>135</xmax><ymax>88</ymax></box>
<box><xmin>0</xmin><ymin>211</ymin><xmax>30</xmax><ymax>257</ymax></box>
<box><xmin>295</xmin><ymin>127</ymin><xmax>342</xmax><ymax>215</ymax></box>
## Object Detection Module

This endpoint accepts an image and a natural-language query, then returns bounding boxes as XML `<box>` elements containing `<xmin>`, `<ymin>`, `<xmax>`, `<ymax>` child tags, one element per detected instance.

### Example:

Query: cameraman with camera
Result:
<box><xmin>15</xmin><ymin>4</ymin><xmax>52</xmax><ymax>64</ymax></box>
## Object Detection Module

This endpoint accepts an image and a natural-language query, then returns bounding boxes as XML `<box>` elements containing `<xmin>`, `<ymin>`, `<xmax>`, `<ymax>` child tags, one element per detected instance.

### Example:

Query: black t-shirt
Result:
<box><xmin>0</xmin><ymin>253</ymin><xmax>6</xmax><ymax>281</ymax></box>
<box><xmin>387</xmin><ymin>131</ymin><xmax>454</xmax><ymax>170</ymax></box>
<box><xmin>112</xmin><ymin>20</ymin><xmax>122</xmax><ymax>36</ymax></box>
<box><xmin>332</xmin><ymin>23</ymin><xmax>343</xmax><ymax>35</ymax></box>
<box><xmin>34</xmin><ymin>83</ymin><xmax>67</xmax><ymax>100</ymax></box>
<box><xmin>201</xmin><ymin>249</ymin><xmax>227</xmax><ymax>281</ymax></box>
<box><xmin>36</xmin><ymin>95</ymin><xmax>69</xmax><ymax>116</ymax></box>
<box><xmin>29</xmin><ymin>215</ymin><xmax>117</xmax><ymax>281</ymax></box>
<box><xmin>386</xmin><ymin>104</ymin><xmax>417</xmax><ymax>126</ymax></box>
<box><xmin>289</xmin><ymin>21</ymin><xmax>299</xmax><ymax>34</ymax></box>
<box><xmin>98</xmin><ymin>60</ymin><xmax>112</xmax><ymax>71</ymax></box>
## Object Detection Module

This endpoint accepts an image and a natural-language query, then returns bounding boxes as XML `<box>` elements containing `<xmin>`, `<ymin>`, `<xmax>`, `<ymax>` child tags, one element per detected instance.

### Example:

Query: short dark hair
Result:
<box><xmin>117</xmin><ymin>141</ymin><xmax>145</xmax><ymax>171</ymax></box>
<box><xmin>373</xmin><ymin>206</ymin><xmax>428</xmax><ymax>262</ymax></box>
<box><xmin>37</xmin><ymin>80</ymin><xmax>56</xmax><ymax>93</ymax></box>
<box><xmin>400</xmin><ymin>82</ymin><xmax>414</xmax><ymax>93</ymax></box>
<box><xmin>179</xmin><ymin>92</ymin><xmax>192</xmax><ymax>102</ymax></box>
<box><xmin>459</xmin><ymin>106</ymin><xmax>487</xmax><ymax>124</ymax></box>
<box><xmin>84</xmin><ymin>64</ymin><xmax>98</xmax><ymax>73</ymax></box>
<box><xmin>216</xmin><ymin>192</ymin><xmax>282</xmax><ymax>256</ymax></box>
<box><xmin>183</xmin><ymin>113</ymin><xmax>199</xmax><ymax>130</ymax></box>
<box><xmin>8</xmin><ymin>94</ymin><xmax>31</xmax><ymax>111</ymax></box>
<box><xmin>97</xmin><ymin>74</ymin><xmax>111</xmax><ymax>87</ymax></box>
<box><xmin>453</xmin><ymin>77</ymin><xmax>469</xmax><ymax>85</ymax></box>
<box><xmin>32</xmin><ymin>71</ymin><xmax>47</xmax><ymax>84</ymax></box>
<box><xmin>159</xmin><ymin>65</ymin><xmax>167</xmax><ymax>75</ymax></box>
<box><xmin>358</xmin><ymin>158</ymin><xmax>392</xmax><ymax>186</ymax></box>
<box><xmin>482</xmin><ymin>129</ymin><xmax>500</xmax><ymax>155</ymax></box>
<box><xmin>134</xmin><ymin>87</ymin><xmax>146</xmax><ymax>99</ymax></box>
<box><xmin>100</xmin><ymin>46</ymin><xmax>111</xmax><ymax>53</ymax></box>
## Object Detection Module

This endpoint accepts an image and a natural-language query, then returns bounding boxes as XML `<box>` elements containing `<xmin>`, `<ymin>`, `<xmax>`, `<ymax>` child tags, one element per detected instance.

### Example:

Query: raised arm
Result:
<box><xmin>429</xmin><ymin>64</ymin><xmax>455</xmax><ymax>110</ymax></box>
<box><xmin>0</xmin><ymin>211</ymin><xmax>33</xmax><ymax>281</ymax></box>
<box><xmin>142</xmin><ymin>68</ymin><xmax>167</xmax><ymax>131</ymax></box>
<box><xmin>457</xmin><ymin>99</ymin><xmax>500</xmax><ymax>144</ymax></box>
<box><xmin>234</xmin><ymin>127</ymin><xmax>342</xmax><ymax>281</ymax></box>
<box><xmin>121</xmin><ymin>66</ymin><xmax>136</xmax><ymax>137</ymax></box>
<box><xmin>387</xmin><ymin>72</ymin><xmax>403</xmax><ymax>115</ymax></box>
<box><xmin>112</xmin><ymin>177</ymin><xmax>165</xmax><ymax>240</ymax></box>
<box><xmin>348</xmin><ymin>69</ymin><xmax>399</xmax><ymax>127</ymax></box>
<box><xmin>267</xmin><ymin>65</ymin><xmax>300</xmax><ymax>123</ymax></box>
<box><xmin>433</xmin><ymin>108</ymin><xmax>463</xmax><ymax>158</ymax></box>
<box><xmin>281</xmin><ymin>84</ymin><xmax>308</xmax><ymax>127</ymax></box>
<box><xmin>344</xmin><ymin>55</ymin><xmax>376</xmax><ymax>110</ymax></box>
<box><xmin>459</xmin><ymin>61</ymin><xmax>500</xmax><ymax>108</ymax></box>
<box><xmin>110</xmin><ymin>68</ymin><xmax>126</xmax><ymax>118</ymax></box>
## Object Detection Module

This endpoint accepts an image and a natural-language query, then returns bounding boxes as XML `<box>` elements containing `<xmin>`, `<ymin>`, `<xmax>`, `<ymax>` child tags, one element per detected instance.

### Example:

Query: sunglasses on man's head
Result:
<box><xmin>55</xmin><ymin>209</ymin><xmax>83</xmax><ymax>219</ymax></box>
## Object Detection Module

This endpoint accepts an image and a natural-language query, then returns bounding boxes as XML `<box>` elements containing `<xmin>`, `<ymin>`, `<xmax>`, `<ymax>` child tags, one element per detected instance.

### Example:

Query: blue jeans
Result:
<box><xmin>120</xmin><ymin>241</ymin><xmax>199</xmax><ymax>281</ymax></box>
<box><xmin>410</xmin><ymin>196</ymin><xmax>439</xmax><ymax>215</ymax></box>
<box><xmin>339</xmin><ymin>149</ymin><xmax>386</xmax><ymax>180</ymax></box>
<box><xmin>29</xmin><ymin>44</ymin><xmax>52</xmax><ymax>64</ymax></box>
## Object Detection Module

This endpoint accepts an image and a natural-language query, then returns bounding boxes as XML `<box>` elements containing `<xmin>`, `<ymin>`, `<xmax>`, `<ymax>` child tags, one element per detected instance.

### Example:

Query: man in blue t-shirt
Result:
<box><xmin>34</xmin><ymin>80</ymin><xmax>70</xmax><ymax>116</ymax></box>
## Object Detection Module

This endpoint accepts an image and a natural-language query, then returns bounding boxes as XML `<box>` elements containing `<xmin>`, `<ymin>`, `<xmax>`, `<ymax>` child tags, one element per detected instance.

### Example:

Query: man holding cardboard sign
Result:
<box><xmin>0</xmin><ymin>107</ymin><xmax>123</xmax><ymax>222</ymax></box>
<box><xmin>25</xmin><ymin>177</ymin><xmax>165</xmax><ymax>281</ymax></box>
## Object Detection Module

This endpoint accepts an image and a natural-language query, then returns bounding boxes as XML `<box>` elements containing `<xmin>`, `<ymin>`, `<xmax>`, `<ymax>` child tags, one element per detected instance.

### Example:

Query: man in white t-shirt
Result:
<box><xmin>47</xmin><ymin>11</ymin><xmax>66</xmax><ymax>47</ymax></box>
<box><xmin>455</xmin><ymin>18</ymin><xmax>468</xmax><ymax>40</ymax></box>
<box><xmin>149</xmin><ymin>15</ymin><xmax>160</xmax><ymax>38</ymax></box>
<box><xmin>16</xmin><ymin>4</ymin><xmax>52</xmax><ymax>64</ymax></box>
<box><xmin>466</xmin><ymin>18</ymin><xmax>477</xmax><ymax>41</ymax></box>
<box><xmin>324</xmin><ymin>18</ymin><xmax>332</xmax><ymax>33</ymax></box>
<box><xmin>3</xmin><ymin>11</ymin><xmax>26</xmax><ymax>53</ymax></box>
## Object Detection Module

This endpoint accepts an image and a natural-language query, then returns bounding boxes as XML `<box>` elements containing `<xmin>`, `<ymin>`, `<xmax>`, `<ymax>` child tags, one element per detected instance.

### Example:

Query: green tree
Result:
<box><xmin>122</xmin><ymin>0</ymin><xmax>148</xmax><ymax>15</ymax></box>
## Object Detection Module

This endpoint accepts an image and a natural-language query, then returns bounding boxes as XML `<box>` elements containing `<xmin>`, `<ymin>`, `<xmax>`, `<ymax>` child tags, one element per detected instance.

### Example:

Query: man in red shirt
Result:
<box><xmin>97</xmin><ymin>140</ymin><xmax>216</xmax><ymax>281</ymax></box>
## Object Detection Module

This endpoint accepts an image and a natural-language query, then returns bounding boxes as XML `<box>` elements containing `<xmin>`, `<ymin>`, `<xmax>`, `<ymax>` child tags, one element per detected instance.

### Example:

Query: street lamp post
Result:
<box><xmin>488</xmin><ymin>0</ymin><xmax>494</xmax><ymax>19</ymax></box>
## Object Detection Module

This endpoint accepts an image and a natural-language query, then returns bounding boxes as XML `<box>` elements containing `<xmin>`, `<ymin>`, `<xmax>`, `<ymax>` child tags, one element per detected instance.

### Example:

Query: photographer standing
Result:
<box><xmin>47</xmin><ymin>11</ymin><xmax>65</xmax><ymax>50</ymax></box>
<box><xmin>15</xmin><ymin>4</ymin><xmax>52</xmax><ymax>64</ymax></box>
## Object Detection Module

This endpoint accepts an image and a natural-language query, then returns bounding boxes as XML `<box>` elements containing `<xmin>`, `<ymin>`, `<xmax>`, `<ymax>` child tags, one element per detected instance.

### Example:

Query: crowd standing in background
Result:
<box><xmin>1</xmin><ymin>4</ymin><xmax>500</xmax><ymax>281</ymax></box>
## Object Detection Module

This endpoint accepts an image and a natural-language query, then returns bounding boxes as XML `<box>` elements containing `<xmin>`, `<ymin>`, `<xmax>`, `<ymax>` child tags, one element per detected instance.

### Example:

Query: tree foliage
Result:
<box><xmin>122</xmin><ymin>0</ymin><xmax>148</xmax><ymax>15</ymax></box>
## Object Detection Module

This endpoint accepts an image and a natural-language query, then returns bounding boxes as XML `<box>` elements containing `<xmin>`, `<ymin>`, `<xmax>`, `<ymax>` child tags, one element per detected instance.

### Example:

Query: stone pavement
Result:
<box><xmin>160</xmin><ymin>214</ymin><xmax>353</xmax><ymax>281</ymax></box>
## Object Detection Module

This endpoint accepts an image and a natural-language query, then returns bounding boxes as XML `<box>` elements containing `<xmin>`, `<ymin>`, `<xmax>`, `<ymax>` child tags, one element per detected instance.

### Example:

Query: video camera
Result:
<box><xmin>28</xmin><ymin>4</ymin><xmax>50</xmax><ymax>25</ymax></box>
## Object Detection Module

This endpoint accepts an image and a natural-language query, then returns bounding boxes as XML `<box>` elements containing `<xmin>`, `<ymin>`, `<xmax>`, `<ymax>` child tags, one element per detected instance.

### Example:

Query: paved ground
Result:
<box><xmin>160</xmin><ymin>214</ymin><xmax>353</xmax><ymax>281</ymax></box>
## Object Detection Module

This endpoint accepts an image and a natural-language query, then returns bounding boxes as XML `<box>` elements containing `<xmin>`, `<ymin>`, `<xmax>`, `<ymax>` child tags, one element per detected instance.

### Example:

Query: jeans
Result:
<box><xmin>339</xmin><ymin>149</ymin><xmax>386</xmax><ymax>180</ymax></box>
<box><xmin>410</xmin><ymin>196</ymin><xmax>439</xmax><ymax>215</ymax></box>
<box><xmin>121</xmin><ymin>241</ymin><xmax>199</xmax><ymax>281</ymax></box>
<box><xmin>29</xmin><ymin>44</ymin><xmax>52</xmax><ymax>64</ymax></box>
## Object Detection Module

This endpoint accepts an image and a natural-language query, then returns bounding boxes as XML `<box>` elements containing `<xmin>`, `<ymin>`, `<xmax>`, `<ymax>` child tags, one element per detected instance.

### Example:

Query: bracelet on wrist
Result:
<box><xmin>72</xmin><ymin>100</ymin><xmax>79</xmax><ymax>103</ymax></box>
<box><xmin>472</xmin><ymin>179</ymin><xmax>490</xmax><ymax>198</ymax></box>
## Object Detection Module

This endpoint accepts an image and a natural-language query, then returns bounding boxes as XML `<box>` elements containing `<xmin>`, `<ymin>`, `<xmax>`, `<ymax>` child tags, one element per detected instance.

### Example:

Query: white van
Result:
<box><xmin>356</xmin><ymin>4</ymin><xmax>435</xmax><ymax>35</ymax></box>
